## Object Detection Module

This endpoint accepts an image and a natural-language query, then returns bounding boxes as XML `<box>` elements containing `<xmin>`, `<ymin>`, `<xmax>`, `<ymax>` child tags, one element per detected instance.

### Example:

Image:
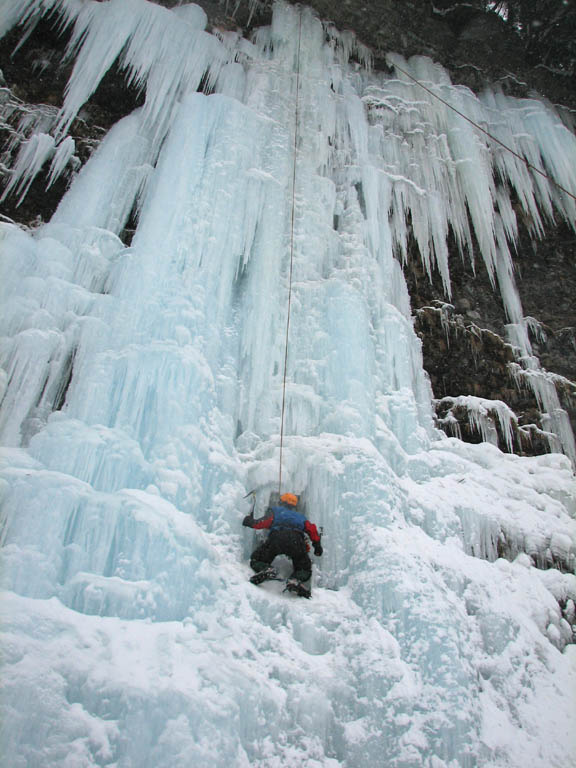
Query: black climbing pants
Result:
<box><xmin>250</xmin><ymin>529</ymin><xmax>312</xmax><ymax>582</ymax></box>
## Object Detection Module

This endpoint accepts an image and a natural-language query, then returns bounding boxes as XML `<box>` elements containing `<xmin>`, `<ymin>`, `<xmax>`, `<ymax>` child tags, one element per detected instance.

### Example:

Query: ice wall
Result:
<box><xmin>1</xmin><ymin>2</ymin><xmax>576</xmax><ymax>767</ymax></box>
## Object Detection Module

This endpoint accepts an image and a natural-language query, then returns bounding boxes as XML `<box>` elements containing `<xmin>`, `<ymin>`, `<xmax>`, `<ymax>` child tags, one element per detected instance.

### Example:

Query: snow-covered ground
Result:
<box><xmin>2</xmin><ymin>437</ymin><xmax>575</xmax><ymax>767</ymax></box>
<box><xmin>1</xmin><ymin>2</ymin><xmax>575</xmax><ymax>766</ymax></box>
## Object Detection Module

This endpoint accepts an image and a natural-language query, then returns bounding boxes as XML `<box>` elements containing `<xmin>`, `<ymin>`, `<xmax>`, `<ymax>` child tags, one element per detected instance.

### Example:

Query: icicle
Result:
<box><xmin>1</xmin><ymin>132</ymin><xmax>55</xmax><ymax>205</ymax></box>
<box><xmin>46</xmin><ymin>110</ymin><xmax>152</xmax><ymax>236</ymax></box>
<box><xmin>509</xmin><ymin>363</ymin><xmax>576</xmax><ymax>464</ymax></box>
<box><xmin>54</xmin><ymin>0</ymin><xmax>227</xmax><ymax>140</ymax></box>
<box><xmin>0</xmin><ymin>0</ymin><xmax>83</xmax><ymax>43</ymax></box>
<box><xmin>525</xmin><ymin>316</ymin><xmax>547</xmax><ymax>344</ymax></box>
<box><xmin>46</xmin><ymin>136</ymin><xmax>75</xmax><ymax>187</ymax></box>
<box><xmin>437</xmin><ymin>394</ymin><xmax>517</xmax><ymax>452</ymax></box>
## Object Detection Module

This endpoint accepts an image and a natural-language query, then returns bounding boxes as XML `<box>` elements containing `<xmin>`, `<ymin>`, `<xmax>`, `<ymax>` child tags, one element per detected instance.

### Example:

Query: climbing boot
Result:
<box><xmin>284</xmin><ymin>578</ymin><xmax>311</xmax><ymax>599</ymax></box>
<box><xmin>250</xmin><ymin>567</ymin><xmax>279</xmax><ymax>585</ymax></box>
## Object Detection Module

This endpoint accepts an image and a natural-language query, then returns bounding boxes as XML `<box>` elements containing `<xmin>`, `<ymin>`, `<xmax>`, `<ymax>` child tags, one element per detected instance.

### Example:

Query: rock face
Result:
<box><xmin>1</xmin><ymin>0</ymin><xmax>575</xmax><ymax>461</ymax></box>
<box><xmin>405</xmin><ymin>226</ymin><xmax>576</xmax><ymax>456</ymax></box>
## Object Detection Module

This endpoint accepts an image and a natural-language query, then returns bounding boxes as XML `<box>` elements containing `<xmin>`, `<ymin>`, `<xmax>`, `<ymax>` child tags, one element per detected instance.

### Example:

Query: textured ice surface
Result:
<box><xmin>1</xmin><ymin>2</ymin><xmax>576</xmax><ymax>767</ymax></box>
<box><xmin>436</xmin><ymin>395</ymin><xmax>517</xmax><ymax>451</ymax></box>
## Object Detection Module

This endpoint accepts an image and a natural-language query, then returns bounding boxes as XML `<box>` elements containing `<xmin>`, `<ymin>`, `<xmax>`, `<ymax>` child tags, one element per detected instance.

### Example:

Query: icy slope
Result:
<box><xmin>1</xmin><ymin>2</ymin><xmax>576</xmax><ymax>767</ymax></box>
<box><xmin>2</xmin><ymin>439</ymin><xmax>575</xmax><ymax>768</ymax></box>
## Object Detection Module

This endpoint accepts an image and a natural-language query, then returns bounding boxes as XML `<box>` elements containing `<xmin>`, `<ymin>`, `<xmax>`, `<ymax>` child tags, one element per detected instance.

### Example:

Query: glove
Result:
<box><xmin>242</xmin><ymin>515</ymin><xmax>254</xmax><ymax>528</ymax></box>
<box><xmin>313</xmin><ymin>543</ymin><xmax>323</xmax><ymax>557</ymax></box>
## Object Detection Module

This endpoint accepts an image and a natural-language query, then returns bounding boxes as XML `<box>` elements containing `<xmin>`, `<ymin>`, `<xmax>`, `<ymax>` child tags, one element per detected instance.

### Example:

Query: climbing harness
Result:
<box><xmin>391</xmin><ymin>60</ymin><xmax>576</xmax><ymax>204</ymax></box>
<box><xmin>278</xmin><ymin>9</ymin><xmax>303</xmax><ymax>497</ymax></box>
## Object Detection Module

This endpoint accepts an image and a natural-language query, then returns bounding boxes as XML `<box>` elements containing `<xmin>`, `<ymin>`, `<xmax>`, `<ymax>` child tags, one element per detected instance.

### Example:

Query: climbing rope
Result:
<box><xmin>391</xmin><ymin>60</ymin><xmax>576</xmax><ymax>204</ymax></box>
<box><xmin>276</xmin><ymin>21</ymin><xmax>575</xmax><ymax>496</ymax></box>
<box><xmin>278</xmin><ymin>9</ymin><xmax>303</xmax><ymax>497</ymax></box>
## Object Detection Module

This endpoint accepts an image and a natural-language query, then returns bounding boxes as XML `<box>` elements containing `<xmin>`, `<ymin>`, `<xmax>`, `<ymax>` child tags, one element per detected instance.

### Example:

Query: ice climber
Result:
<box><xmin>243</xmin><ymin>493</ymin><xmax>323</xmax><ymax>598</ymax></box>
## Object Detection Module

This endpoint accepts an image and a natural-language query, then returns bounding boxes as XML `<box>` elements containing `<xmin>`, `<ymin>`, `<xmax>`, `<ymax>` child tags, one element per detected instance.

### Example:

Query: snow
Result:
<box><xmin>0</xmin><ymin>2</ymin><xmax>575</xmax><ymax>767</ymax></box>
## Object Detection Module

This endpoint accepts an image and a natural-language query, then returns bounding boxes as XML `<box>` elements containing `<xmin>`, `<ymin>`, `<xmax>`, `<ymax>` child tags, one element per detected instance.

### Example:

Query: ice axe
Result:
<box><xmin>243</xmin><ymin>489</ymin><xmax>256</xmax><ymax>522</ymax></box>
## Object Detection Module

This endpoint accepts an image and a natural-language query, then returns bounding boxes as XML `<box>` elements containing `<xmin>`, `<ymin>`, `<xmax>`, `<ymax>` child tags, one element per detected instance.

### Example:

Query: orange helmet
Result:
<box><xmin>280</xmin><ymin>492</ymin><xmax>298</xmax><ymax>507</ymax></box>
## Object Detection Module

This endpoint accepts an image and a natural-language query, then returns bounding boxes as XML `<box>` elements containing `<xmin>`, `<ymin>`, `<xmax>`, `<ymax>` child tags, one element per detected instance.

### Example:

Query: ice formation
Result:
<box><xmin>435</xmin><ymin>395</ymin><xmax>517</xmax><ymax>451</ymax></box>
<box><xmin>1</xmin><ymin>2</ymin><xmax>575</xmax><ymax>767</ymax></box>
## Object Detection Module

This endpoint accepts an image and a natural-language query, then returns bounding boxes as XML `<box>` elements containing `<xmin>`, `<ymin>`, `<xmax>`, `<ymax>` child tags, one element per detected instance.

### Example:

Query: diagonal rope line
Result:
<box><xmin>392</xmin><ymin>60</ymin><xmax>576</xmax><ymax>203</ymax></box>
<box><xmin>278</xmin><ymin>9</ymin><xmax>303</xmax><ymax>497</ymax></box>
<box><xmin>277</xmin><ymin>31</ymin><xmax>576</xmax><ymax>494</ymax></box>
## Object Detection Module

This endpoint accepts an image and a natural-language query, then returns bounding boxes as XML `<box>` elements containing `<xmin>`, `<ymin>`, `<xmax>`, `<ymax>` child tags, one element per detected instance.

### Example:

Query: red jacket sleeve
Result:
<box><xmin>304</xmin><ymin>520</ymin><xmax>321</xmax><ymax>543</ymax></box>
<box><xmin>252</xmin><ymin>512</ymin><xmax>274</xmax><ymax>530</ymax></box>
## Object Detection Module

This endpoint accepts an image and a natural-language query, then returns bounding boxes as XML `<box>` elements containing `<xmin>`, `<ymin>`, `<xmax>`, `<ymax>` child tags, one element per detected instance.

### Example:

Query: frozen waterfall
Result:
<box><xmin>1</xmin><ymin>1</ymin><xmax>575</xmax><ymax>767</ymax></box>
